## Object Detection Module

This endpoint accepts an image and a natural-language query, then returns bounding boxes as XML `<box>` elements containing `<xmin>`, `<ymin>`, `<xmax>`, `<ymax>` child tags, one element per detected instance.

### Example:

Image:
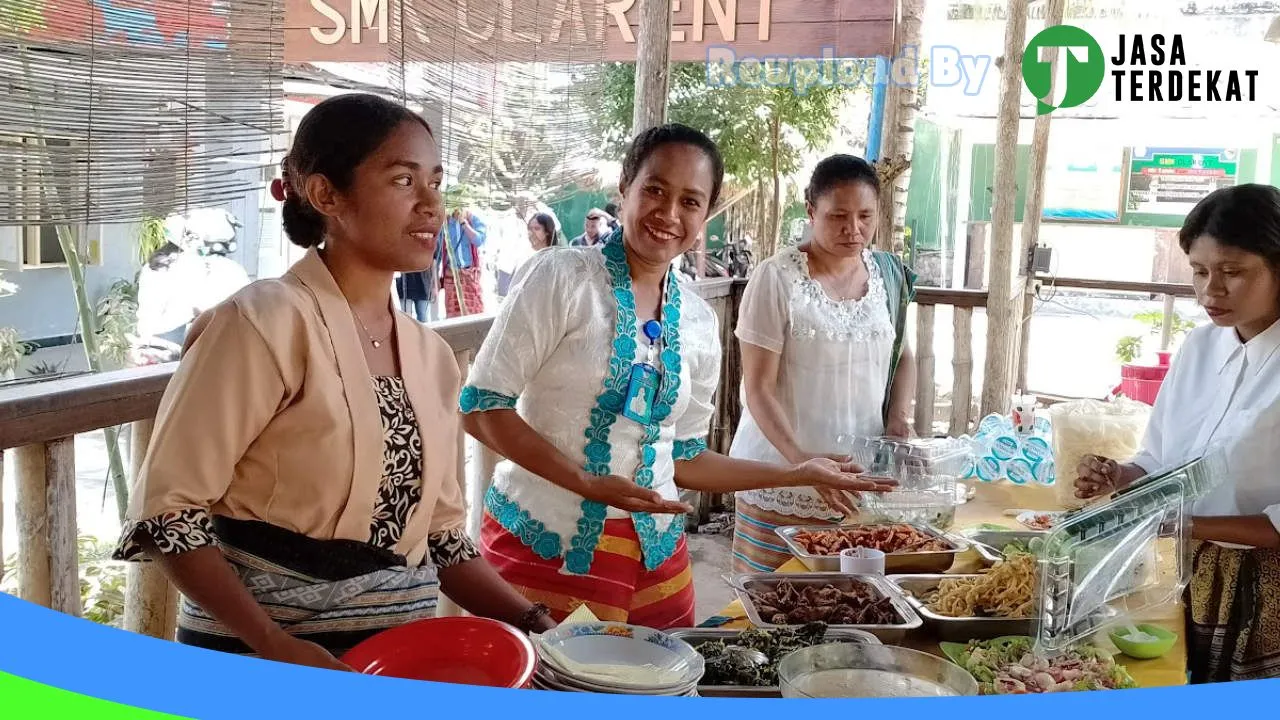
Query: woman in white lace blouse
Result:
<box><xmin>730</xmin><ymin>155</ymin><xmax>917</xmax><ymax>572</ymax></box>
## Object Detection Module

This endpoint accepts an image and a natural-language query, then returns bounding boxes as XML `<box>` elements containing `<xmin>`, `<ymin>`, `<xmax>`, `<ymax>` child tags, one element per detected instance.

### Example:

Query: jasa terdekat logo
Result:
<box><xmin>1022</xmin><ymin>26</ymin><xmax>1260</xmax><ymax>115</ymax></box>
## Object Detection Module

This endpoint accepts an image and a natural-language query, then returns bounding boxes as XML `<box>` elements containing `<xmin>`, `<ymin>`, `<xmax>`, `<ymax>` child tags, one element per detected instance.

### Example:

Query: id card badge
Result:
<box><xmin>622</xmin><ymin>363</ymin><xmax>661</xmax><ymax>424</ymax></box>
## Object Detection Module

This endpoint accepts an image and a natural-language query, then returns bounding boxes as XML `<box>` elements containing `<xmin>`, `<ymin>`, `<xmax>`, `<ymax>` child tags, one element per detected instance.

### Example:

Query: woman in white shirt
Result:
<box><xmin>729</xmin><ymin>155</ymin><xmax>915</xmax><ymax>573</ymax></box>
<box><xmin>460</xmin><ymin>126</ymin><xmax>887</xmax><ymax>628</ymax></box>
<box><xmin>1075</xmin><ymin>184</ymin><xmax>1280</xmax><ymax>683</ymax></box>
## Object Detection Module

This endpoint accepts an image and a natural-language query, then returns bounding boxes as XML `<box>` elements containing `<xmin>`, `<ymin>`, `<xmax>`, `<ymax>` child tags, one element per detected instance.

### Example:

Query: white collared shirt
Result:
<box><xmin>1131</xmin><ymin>318</ymin><xmax>1280</xmax><ymax>542</ymax></box>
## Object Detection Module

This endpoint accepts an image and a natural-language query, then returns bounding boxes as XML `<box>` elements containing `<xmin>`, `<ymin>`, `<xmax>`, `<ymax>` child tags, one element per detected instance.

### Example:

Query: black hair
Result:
<box><xmin>281</xmin><ymin>93</ymin><xmax>433</xmax><ymax>248</ymax></box>
<box><xmin>806</xmin><ymin>154</ymin><xmax>880</xmax><ymax>205</ymax></box>
<box><xmin>620</xmin><ymin>123</ymin><xmax>725</xmax><ymax>209</ymax></box>
<box><xmin>603</xmin><ymin>201</ymin><xmax>621</xmax><ymax>219</ymax></box>
<box><xmin>529</xmin><ymin>212</ymin><xmax>557</xmax><ymax>245</ymax></box>
<box><xmin>146</xmin><ymin>241</ymin><xmax>183</xmax><ymax>271</ymax></box>
<box><xmin>1178</xmin><ymin>184</ymin><xmax>1280</xmax><ymax>273</ymax></box>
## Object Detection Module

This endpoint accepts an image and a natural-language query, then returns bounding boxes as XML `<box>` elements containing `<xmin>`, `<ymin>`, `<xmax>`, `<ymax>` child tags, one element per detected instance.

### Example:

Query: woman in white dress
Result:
<box><xmin>460</xmin><ymin>127</ymin><xmax>887</xmax><ymax>628</ymax></box>
<box><xmin>730</xmin><ymin>155</ymin><xmax>916</xmax><ymax>572</ymax></box>
<box><xmin>1075</xmin><ymin>184</ymin><xmax>1280</xmax><ymax>683</ymax></box>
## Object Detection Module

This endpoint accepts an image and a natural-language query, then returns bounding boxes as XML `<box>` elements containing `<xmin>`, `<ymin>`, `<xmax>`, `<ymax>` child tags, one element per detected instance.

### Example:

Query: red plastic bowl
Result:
<box><xmin>341</xmin><ymin>617</ymin><xmax>537</xmax><ymax>689</ymax></box>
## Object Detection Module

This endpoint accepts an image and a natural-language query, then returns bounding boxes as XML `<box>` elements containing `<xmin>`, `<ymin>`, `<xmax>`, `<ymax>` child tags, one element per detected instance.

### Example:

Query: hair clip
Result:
<box><xmin>270</xmin><ymin>177</ymin><xmax>286</xmax><ymax>203</ymax></box>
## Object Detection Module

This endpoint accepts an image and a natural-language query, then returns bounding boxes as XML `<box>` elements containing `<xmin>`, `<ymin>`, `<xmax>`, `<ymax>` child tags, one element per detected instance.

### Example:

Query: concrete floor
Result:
<box><xmin>687</xmin><ymin>532</ymin><xmax>736</xmax><ymax>624</ymax></box>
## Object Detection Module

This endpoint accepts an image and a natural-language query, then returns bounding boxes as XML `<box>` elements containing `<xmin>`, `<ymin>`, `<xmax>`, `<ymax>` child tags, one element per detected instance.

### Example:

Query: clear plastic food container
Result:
<box><xmin>843</xmin><ymin>437</ymin><xmax>973</xmax><ymax>529</ymax></box>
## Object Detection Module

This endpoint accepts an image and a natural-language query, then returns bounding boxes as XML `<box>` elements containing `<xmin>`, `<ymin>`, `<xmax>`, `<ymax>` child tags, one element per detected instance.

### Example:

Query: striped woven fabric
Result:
<box><xmin>730</xmin><ymin>502</ymin><xmax>838</xmax><ymax>573</ymax></box>
<box><xmin>480</xmin><ymin>514</ymin><xmax>695</xmax><ymax>630</ymax></box>
<box><xmin>176</xmin><ymin>543</ymin><xmax>439</xmax><ymax>657</ymax></box>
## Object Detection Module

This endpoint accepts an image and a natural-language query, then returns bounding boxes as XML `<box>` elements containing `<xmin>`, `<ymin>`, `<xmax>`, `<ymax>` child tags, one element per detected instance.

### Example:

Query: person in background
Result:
<box><xmin>604</xmin><ymin>202</ymin><xmax>622</xmax><ymax>232</ymax></box>
<box><xmin>458</xmin><ymin>125</ymin><xmax>888</xmax><ymax>628</ymax></box>
<box><xmin>441</xmin><ymin>207</ymin><xmax>487</xmax><ymax>317</ymax></box>
<box><xmin>569</xmin><ymin>208</ymin><xmax>612</xmax><ymax>247</ymax></box>
<box><xmin>728</xmin><ymin>154</ymin><xmax>917</xmax><ymax>573</ymax></box>
<box><xmin>113</xmin><ymin>94</ymin><xmax>554</xmax><ymax>672</ymax></box>
<box><xmin>527</xmin><ymin>212</ymin><xmax>557</xmax><ymax>252</ymax></box>
<box><xmin>1074</xmin><ymin>184</ymin><xmax>1280</xmax><ymax>684</ymax></box>
<box><xmin>397</xmin><ymin>264</ymin><xmax>439</xmax><ymax>323</ymax></box>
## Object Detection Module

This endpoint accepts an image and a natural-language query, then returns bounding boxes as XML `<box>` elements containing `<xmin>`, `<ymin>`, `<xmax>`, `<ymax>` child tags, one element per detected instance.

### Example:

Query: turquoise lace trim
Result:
<box><xmin>484</xmin><ymin>485</ymin><xmax>563</xmax><ymax>560</ymax></box>
<box><xmin>563</xmin><ymin>231</ymin><xmax>686</xmax><ymax>574</ymax></box>
<box><xmin>458</xmin><ymin>386</ymin><xmax>518</xmax><ymax>413</ymax></box>
<box><xmin>673</xmin><ymin>437</ymin><xmax>709</xmax><ymax>461</ymax></box>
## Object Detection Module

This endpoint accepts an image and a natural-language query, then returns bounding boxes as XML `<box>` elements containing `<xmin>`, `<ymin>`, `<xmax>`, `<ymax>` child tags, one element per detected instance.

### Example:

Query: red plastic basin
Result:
<box><xmin>341</xmin><ymin>617</ymin><xmax>537</xmax><ymax>689</ymax></box>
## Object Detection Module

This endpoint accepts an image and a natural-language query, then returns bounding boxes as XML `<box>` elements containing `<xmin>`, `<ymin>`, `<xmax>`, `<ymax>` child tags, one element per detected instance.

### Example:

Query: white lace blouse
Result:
<box><xmin>731</xmin><ymin>246</ymin><xmax>896</xmax><ymax>520</ymax></box>
<box><xmin>460</xmin><ymin>238</ymin><xmax>721</xmax><ymax>575</ymax></box>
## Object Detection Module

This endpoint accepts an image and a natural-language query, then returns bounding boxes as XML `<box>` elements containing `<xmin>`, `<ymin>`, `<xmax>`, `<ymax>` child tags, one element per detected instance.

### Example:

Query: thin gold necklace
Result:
<box><xmin>353</xmin><ymin>311</ymin><xmax>393</xmax><ymax>349</ymax></box>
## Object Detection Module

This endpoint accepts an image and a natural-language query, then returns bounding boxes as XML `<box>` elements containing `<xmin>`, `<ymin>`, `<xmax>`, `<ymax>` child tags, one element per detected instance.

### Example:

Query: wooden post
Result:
<box><xmin>438</xmin><ymin>348</ymin><xmax>475</xmax><ymax>620</ymax></box>
<box><xmin>914</xmin><ymin>305</ymin><xmax>936</xmax><ymax>437</ymax></box>
<box><xmin>980</xmin><ymin>0</ymin><xmax>1029</xmax><ymax>417</ymax></box>
<box><xmin>950</xmin><ymin>307</ymin><xmax>975</xmax><ymax>436</ymax></box>
<box><xmin>1159</xmin><ymin>294</ymin><xmax>1176</xmax><ymax>351</ymax></box>
<box><xmin>1015</xmin><ymin>0</ymin><xmax>1065</xmax><ymax>392</ymax></box>
<box><xmin>631</xmin><ymin>0</ymin><xmax>673</xmax><ymax>134</ymax></box>
<box><xmin>123</xmin><ymin>418</ymin><xmax>180</xmax><ymax>640</ymax></box>
<box><xmin>15</xmin><ymin>439</ymin><xmax>80</xmax><ymax>615</ymax></box>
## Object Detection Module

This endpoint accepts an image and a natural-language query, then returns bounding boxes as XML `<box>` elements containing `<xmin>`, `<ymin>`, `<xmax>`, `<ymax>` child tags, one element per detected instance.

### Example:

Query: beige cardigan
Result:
<box><xmin>125</xmin><ymin>249</ymin><xmax>465</xmax><ymax>567</ymax></box>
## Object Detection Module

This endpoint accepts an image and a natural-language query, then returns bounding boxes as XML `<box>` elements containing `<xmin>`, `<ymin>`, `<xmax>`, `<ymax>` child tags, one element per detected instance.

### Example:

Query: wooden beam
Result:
<box><xmin>0</xmin><ymin>364</ymin><xmax>173</xmax><ymax>449</ymax></box>
<box><xmin>123</xmin><ymin>418</ymin><xmax>180</xmax><ymax>640</ymax></box>
<box><xmin>950</xmin><ymin>307</ymin><xmax>975</xmax><ymax>436</ymax></box>
<box><xmin>915</xmin><ymin>287</ymin><xmax>989</xmax><ymax>308</ymax></box>
<box><xmin>980</xmin><ymin>0</ymin><xmax>1029</xmax><ymax>417</ymax></box>
<box><xmin>914</xmin><ymin>304</ymin><xmax>936</xmax><ymax>437</ymax></box>
<box><xmin>632</xmin><ymin>0</ymin><xmax>673</xmax><ymax>134</ymax></box>
<box><xmin>1016</xmin><ymin>0</ymin><xmax>1065</xmax><ymax>393</ymax></box>
<box><xmin>1034</xmin><ymin>276</ymin><xmax>1195</xmax><ymax>297</ymax></box>
<box><xmin>15</xmin><ymin>439</ymin><xmax>80</xmax><ymax>615</ymax></box>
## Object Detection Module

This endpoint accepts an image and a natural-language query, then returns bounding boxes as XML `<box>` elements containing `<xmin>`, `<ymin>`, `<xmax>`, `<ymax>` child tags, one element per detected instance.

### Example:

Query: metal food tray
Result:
<box><xmin>887</xmin><ymin>574</ymin><xmax>1036</xmax><ymax>641</ymax></box>
<box><xmin>729</xmin><ymin>572</ymin><xmax>923</xmax><ymax>644</ymax></box>
<box><xmin>667</xmin><ymin>627</ymin><xmax>880</xmax><ymax>698</ymax></box>
<box><xmin>887</xmin><ymin>574</ymin><xmax>1119</xmax><ymax>643</ymax></box>
<box><xmin>961</xmin><ymin>528</ymin><xmax>1047</xmax><ymax>565</ymax></box>
<box><xmin>774</xmin><ymin>522</ymin><xmax>972</xmax><ymax>574</ymax></box>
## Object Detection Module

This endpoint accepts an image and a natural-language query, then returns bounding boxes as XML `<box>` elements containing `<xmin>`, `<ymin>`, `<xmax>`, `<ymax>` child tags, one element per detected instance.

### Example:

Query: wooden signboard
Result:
<box><xmin>284</xmin><ymin>0</ymin><xmax>896</xmax><ymax>63</ymax></box>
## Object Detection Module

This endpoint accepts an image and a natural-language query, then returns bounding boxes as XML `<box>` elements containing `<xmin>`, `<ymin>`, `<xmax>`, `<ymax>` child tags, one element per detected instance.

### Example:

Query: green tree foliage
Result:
<box><xmin>590</xmin><ymin>61</ymin><xmax>861</xmax><ymax>185</ymax></box>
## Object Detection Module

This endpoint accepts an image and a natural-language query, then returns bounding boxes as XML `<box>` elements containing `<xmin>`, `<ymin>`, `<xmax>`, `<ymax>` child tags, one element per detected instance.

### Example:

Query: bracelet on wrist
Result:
<box><xmin>516</xmin><ymin>602</ymin><xmax>550</xmax><ymax>633</ymax></box>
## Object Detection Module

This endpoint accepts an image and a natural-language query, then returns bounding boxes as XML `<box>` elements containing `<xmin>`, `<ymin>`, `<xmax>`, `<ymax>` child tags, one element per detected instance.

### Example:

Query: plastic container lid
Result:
<box><xmin>1033</xmin><ymin>451</ymin><xmax>1227</xmax><ymax>655</ymax></box>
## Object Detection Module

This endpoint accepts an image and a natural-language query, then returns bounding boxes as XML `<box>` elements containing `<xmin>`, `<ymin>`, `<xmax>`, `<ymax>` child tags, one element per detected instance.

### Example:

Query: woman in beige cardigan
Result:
<box><xmin>113</xmin><ymin>94</ymin><xmax>554</xmax><ymax>671</ymax></box>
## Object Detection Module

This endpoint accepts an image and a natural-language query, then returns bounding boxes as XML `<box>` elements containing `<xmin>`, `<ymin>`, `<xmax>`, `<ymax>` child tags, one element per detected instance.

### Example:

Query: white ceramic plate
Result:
<box><xmin>535</xmin><ymin>622</ymin><xmax>703</xmax><ymax>691</ymax></box>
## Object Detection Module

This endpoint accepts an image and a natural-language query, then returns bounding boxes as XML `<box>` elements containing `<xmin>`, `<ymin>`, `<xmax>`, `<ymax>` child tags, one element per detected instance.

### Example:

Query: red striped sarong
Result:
<box><xmin>480</xmin><ymin>513</ymin><xmax>695</xmax><ymax>629</ymax></box>
<box><xmin>443</xmin><ymin>265</ymin><xmax>484</xmax><ymax>318</ymax></box>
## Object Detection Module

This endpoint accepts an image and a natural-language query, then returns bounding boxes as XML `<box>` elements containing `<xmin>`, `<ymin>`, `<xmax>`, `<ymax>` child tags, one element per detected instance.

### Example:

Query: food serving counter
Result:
<box><xmin>705</xmin><ymin>482</ymin><xmax>1189</xmax><ymax>689</ymax></box>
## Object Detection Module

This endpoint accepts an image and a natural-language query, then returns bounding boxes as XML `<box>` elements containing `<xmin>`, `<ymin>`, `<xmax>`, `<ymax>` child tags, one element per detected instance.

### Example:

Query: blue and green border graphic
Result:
<box><xmin>2</xmin><ymin>591</ymin><xmax>1279</xmax><ymax>715</ymax></box>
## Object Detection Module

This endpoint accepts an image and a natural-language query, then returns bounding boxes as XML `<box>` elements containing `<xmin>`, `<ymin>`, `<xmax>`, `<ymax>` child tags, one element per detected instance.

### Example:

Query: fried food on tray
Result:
<box><xmin>791</xmin><ymin>524</ymin><xmax>951</xmax><ymax>555</ymax></box>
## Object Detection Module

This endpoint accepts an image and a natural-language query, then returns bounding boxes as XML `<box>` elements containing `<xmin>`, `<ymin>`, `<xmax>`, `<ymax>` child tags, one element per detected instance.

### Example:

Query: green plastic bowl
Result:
<box><xmin>1109</xmin><ymin>624</ymin><xmax>1177</xmax><ymax>660</ymax></box>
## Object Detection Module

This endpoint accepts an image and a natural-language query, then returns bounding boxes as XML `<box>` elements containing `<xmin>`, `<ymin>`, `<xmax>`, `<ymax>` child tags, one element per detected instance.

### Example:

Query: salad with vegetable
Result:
<box><xmin>940</xmin><ymin>636</ymin><xmax>1137</xmax><ymax>694</ymax></box>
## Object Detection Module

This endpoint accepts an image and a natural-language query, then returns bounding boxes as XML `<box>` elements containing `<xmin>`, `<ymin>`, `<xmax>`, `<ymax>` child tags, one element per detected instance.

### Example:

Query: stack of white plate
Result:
<box><xmin>531</xmin><ymin>622</ymin><xmax>704</xmax><ymax>696</ymax></box>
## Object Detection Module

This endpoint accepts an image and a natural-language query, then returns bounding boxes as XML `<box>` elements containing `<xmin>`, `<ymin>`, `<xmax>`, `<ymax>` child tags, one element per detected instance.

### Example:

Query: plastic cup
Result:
<box><xmin>839</xmin><ymin>547</ymin><xmax>886</xmax><ymax>575</ymax></box>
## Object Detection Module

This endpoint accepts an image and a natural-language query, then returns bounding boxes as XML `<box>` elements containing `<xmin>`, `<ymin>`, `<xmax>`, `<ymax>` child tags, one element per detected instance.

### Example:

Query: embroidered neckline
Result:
<box><xmin>565</xmin><ymin>229</ymin><xmax>686</xmax><ymax>574</ymax></box>
<box><xmin>789</xmin><ymin>246</ymin><xmax>884</xmax><ymax>307</ymax></box>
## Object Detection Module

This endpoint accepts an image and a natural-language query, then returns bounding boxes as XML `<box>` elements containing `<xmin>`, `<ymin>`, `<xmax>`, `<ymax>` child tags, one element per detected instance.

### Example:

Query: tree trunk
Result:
<box><xmin>632</xmin><ymin>0</ymin><xmax>673</xmax><ymax>134</ymax></box>
<box><xmin>17</xmin><ymin>44</ymin><xmax>130</xmax><ymax>521</ymax></box>
<box><xmin>877</xmin><ymin>0</ymin><xmax>926</xmax><ymax>255</ymax></box>
<box><xmin>980</xmin><ymin>0</ymin><xmax>1029</xmax><ymax>417</ymax></box>
<box><xmin>1015</xmin><ymin>0</ymin><xmax>1065</xmax><ymax>393</ymax></box>
<box><xmin>766</xmin><ymin>113</ymin><xmax>783</xmax><ymax>259</ymax></box>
